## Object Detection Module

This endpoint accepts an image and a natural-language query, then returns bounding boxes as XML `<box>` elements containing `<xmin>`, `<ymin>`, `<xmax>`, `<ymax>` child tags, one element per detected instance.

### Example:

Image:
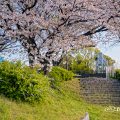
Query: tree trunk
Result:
<box><xmin>28</xmin><ymin>48</ymin><xmax>36</xmax><ymax>67</ymax></box>
<box><xmin>36</xmin><ymin>56</ymin><xmax>53</xmax><ymax>75</ymax></box>
<box><xmin>20</xmin><ymin>37</ymin><xmax>54</xmax><ymax>74</ymax></box>
<box><xmin>27</xmin><ymin>46</ymin><xmax>53</xmax><ymax>74</ymax></box>
<box><xmin>19</xmin><ymin>37</ymin><xmax>38</xmax><ymax>68</ymax></box>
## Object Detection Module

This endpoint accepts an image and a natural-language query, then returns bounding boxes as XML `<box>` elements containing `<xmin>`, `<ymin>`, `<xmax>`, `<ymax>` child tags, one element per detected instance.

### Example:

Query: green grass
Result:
<box><xmin>0</xmin><ymin>79</ymin><xmax>120</xmax><ymax>120</ymax></box>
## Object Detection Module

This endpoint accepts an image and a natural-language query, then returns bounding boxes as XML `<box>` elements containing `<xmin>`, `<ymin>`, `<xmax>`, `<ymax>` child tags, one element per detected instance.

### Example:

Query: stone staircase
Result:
<box><xmin>80</xmin><ymin>77</ymin><xmax>120</xmax><ymax>106</ymax></box>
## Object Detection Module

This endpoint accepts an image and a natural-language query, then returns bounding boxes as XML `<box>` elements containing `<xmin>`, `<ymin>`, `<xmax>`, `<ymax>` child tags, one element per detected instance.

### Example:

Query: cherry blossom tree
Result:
<box><xmin>0</xmin><ymin>0</ymin><xmax>120</xmax><ymax>74</ymax></box>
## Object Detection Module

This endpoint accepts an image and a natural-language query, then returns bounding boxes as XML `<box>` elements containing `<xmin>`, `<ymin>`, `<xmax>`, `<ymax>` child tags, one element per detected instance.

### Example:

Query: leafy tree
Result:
<box><xmin>59</xmin><ymin>47</ymin><xmax>115</xmax><ymax>74</ymax></box>
<box><xmin>104</xmin><ymin>55</ymin><xmax>115</xmax><ymax>66</ymax></box>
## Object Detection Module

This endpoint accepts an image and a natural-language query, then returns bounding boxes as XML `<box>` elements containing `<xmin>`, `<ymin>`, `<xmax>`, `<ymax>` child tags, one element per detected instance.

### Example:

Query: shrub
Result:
<box><xmin>0</xmin><ymin>61</ymin><xmax>49</xmax><ymax>103</ymax></box>
<box><xmin>49</xmin><ymin>67</ymin><xmax>74</xmax><ymax>86</ymax></box>
<box><xmin>72</xmin><ymin>63</ymin><xmax>93</xmax><ymax>74</ymax></box>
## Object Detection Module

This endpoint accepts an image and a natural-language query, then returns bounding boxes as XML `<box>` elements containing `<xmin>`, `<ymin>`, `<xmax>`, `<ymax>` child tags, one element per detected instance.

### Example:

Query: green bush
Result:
<box><xmin>49</xmin><ymin>67</ymin><xmax>74</xmax><ymax>86</ymax></box>
<box><xmin>114</xmin><ymin>69</ymin><xmax>120</xmax><ymax>80</ymax></box>
<box><xmin>0</xmin><ymin>61</ymin><xmax>49</xmax><ymax>103</ymax></box>
<box><xmin>71</xmin><ymin>61</ymin><xmax>94</xmax><ymax>74</ymax></box>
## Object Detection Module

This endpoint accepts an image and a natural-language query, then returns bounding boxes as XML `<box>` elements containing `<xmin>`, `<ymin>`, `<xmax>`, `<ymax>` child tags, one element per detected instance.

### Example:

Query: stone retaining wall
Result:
<box><xmin>80</xmin><ymin>78</ymin><xmax>120</xmax><ymax>106</ymax></box>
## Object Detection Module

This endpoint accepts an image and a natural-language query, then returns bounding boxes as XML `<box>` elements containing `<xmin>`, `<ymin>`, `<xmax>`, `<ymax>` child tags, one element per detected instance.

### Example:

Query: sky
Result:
<box><xmin>97</xmin><ymin>43</ymin><xmax>120</xmax><ymax>68</ymax></box>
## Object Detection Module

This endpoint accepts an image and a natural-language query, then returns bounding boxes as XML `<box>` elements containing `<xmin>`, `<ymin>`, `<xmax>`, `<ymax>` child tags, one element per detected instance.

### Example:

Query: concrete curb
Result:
<box><xmin>81</xmin><ymin>112</ymin><xmax>89</xmax><ymax>120</ymax></box>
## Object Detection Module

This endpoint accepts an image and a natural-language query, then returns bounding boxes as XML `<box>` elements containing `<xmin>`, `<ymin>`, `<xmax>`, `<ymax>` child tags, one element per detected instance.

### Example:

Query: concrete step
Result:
<box><xmin>80</xmin><ymin>77</ymin><xmax>120</xmax><ymax>106</ymax></box>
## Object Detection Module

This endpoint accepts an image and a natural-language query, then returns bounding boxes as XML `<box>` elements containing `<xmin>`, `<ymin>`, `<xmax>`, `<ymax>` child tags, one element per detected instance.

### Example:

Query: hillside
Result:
<box><xmin>0</xmin><ymin>79</ymin><xmax>120</xmax><ymax>120</ymax></box>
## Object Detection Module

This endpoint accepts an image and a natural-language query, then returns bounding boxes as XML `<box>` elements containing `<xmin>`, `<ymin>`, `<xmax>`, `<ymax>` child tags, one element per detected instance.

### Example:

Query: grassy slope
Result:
<box><xmin>0</xmin><ymin>79</ymin><xmax>120</xmax><ymax>120</ymax></box>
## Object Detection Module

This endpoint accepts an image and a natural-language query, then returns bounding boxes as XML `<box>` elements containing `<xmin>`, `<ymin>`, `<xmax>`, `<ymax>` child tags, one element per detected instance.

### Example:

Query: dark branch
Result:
<box><xmin>22</xmin><ymin>0</ymin><xmax>38</xmax><ymax>13</ymax></box>
<box><xmin>6</xmin><ymin>4</ymin><xmax>13</xmax><ymax>12</ymax></box>
<box><xmin>83</xmin><ymin>26</ymin><xmax>108</xmax><ymax>36</ymax></box>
